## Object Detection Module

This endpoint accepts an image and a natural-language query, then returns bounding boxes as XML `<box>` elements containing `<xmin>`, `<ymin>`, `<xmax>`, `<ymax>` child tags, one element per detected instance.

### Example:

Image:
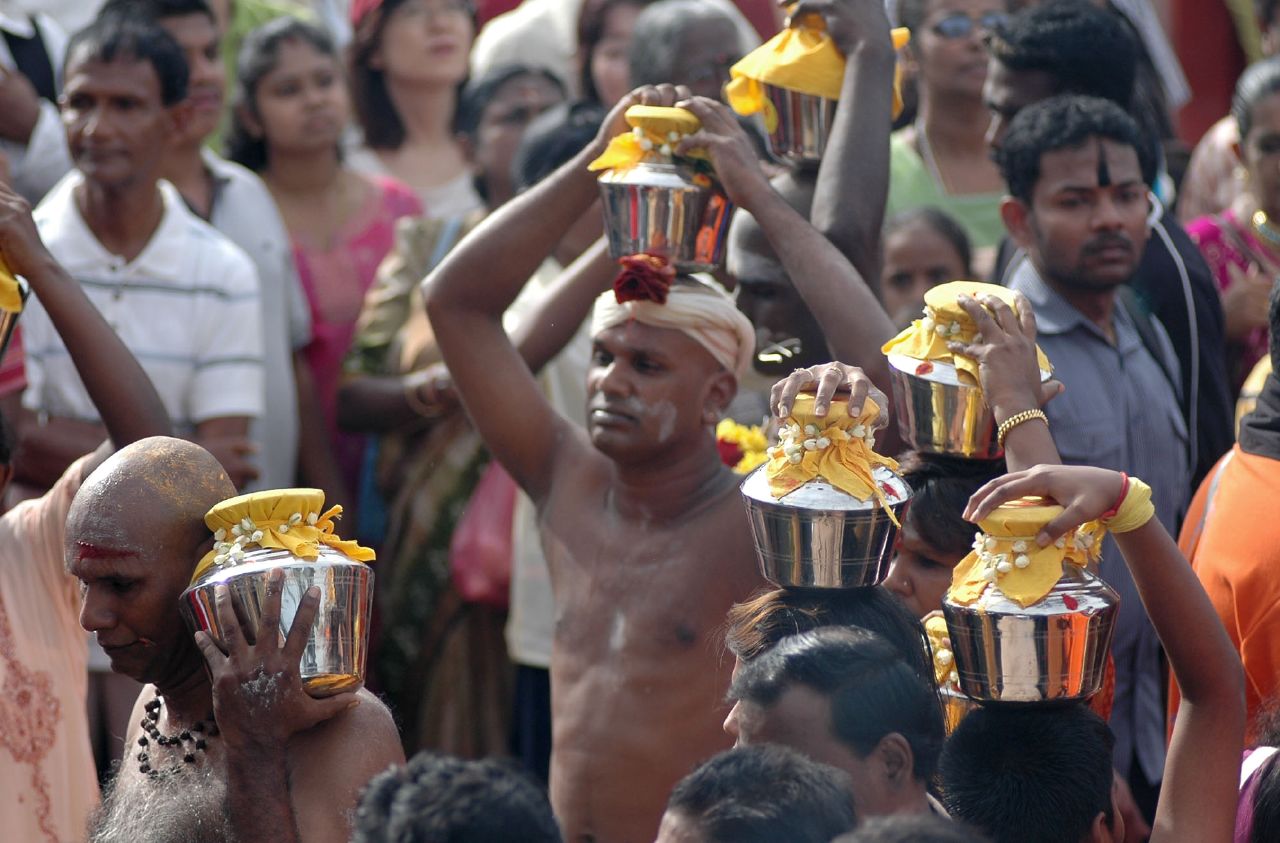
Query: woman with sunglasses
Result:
<box><xmin>887</xmin><ymin>0</ymin><xmax>1009</xmax><ymax>273</ymax></box>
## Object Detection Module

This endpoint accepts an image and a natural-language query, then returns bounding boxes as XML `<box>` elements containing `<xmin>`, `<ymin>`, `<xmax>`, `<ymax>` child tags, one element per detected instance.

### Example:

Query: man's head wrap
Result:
<box><xmin>590</xmin><ymin>275</ymin><xmax>756</xmax><ymax>378</ymax></box>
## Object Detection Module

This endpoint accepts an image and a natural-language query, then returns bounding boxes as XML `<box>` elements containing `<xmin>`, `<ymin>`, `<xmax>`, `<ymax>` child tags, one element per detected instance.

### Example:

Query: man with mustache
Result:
<box><xmin>426</xmin><ymin>84</ymin><xmax>886</xmax><ymax>842</ymax></box>
<box><xmin>998</xmin><ymin>93</ymin><xmax>1191</xmax><ymax>821</ymax></box>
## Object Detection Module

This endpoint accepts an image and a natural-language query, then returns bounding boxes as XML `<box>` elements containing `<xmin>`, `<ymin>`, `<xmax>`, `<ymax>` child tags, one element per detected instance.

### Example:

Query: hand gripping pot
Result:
<box><xmin>883</xmin><ymin>281</ymin><xmax>1053</xmax><ymax>459</ymax></box>
<box><xmin>941</xmin><ymin>497</ymin><xmax>1119</xmax><ymax>704</ymax></box>
<box><xmin>740</xmin><ymin>395</ymin><xmax>911</xmax><ymax>588</ymax></box>
<box><xmin>590</xmin><ymin>105</ymin><xmax>733</xmax><ymax>272</ymax></box>
<box><xmin>180</xmin><ymin>489</ymin><xmax>375</xmax><ymax>697</ymax></box>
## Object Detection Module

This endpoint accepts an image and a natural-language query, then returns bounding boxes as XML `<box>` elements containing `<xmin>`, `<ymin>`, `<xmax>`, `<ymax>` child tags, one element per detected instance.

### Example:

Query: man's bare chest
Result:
<box><xmin>91</xmin><ymin>759</ymin><xmax>231</xmax><ymax>843</ymax></box>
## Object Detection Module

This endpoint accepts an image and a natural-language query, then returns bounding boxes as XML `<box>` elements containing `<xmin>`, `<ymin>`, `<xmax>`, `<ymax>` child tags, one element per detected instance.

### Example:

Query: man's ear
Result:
<box><xmin>703</xmin><ymin>370</ymin><xmax>737</xmax><ymax>426</ymax></box>
<box><xmin>1084</xmin><ymin>809</ymin><xmax>1119</xmax><ymax>843</ymax></box>
<box><xmin>874</xmin><ymin>732</ymin><xmax>915</xmax><ymax>788</ymax></box>
<box><xmin>1000</xmin><ymin>196</ymin><xmax>1035</xmax><ymax>251</ymax></box>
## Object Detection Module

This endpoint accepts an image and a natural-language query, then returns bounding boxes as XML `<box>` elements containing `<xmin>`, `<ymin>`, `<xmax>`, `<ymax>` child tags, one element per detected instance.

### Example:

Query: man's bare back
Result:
<box><xmin>541</xmin><ymin>452</ymin><xmax>763</xmax><ymax>843</ymax></box>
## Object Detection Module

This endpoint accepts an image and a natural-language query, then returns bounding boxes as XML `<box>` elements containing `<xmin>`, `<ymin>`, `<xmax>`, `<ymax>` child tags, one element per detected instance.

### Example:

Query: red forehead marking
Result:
<box><xmin>75</xmin><ymin>541</ymin><xmax>133</xmax><ymax>562</ymax></box>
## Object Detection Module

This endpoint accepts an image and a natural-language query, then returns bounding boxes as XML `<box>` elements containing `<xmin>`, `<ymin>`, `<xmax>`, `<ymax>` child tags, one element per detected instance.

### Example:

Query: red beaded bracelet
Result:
<box><xmin>1101</xmin><ymin>472</ymin><xmax>1130</xmax><ymax>522</ymax></box>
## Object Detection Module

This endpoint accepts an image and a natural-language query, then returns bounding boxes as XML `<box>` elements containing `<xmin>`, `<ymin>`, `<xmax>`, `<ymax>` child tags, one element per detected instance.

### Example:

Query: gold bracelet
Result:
<box><xmin>997</xmin><ymin>409</ymin><xmax>1048</xmax><ymax>448</ymax></box>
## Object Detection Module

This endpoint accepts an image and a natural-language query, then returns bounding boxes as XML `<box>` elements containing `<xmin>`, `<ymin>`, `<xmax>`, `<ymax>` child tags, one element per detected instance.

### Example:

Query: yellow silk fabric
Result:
<box><xmin>881</xmin><ymin>280</ymin><xmax>1051</xmax><ymax>385</ymax></box>
<box><xmin>0</xmin><ymin>255</ymin><xmax>25</xmax><ymax>313</ymax></box>
<box><xmin>948</xmin><ymin>497</ymin><xmax>1102</xmax><ymax>609</ymax></box>
<box><xmin>725</xmin><ymin>24</ymin><xmax>910</xmax><ymax>131</ymax></box>
<box><xmin>192</xmin><ymin>488</ymin><xmax>375</xmax><ymax>584</ymax></box>
<box><xmin>925</xmin><ymin>614</ymin><xmax>958</xmax><ymax>691</ymax></box>
<box><xmin>587</xmin><ymin>105</ymin><xmax>706</xmax><ymax>173</ymax></box>
<box><xmin>765</xmin><ymin>394</ymin><xmax>901</xmax><ymax>525</ymax></box>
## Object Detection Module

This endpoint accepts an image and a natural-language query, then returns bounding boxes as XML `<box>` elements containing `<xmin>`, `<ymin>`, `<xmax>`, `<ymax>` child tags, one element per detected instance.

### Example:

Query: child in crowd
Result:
<box><xmin>226</xmin><ymin>16</ymin><xmax>422</xmax><ymax>504</ymax></box>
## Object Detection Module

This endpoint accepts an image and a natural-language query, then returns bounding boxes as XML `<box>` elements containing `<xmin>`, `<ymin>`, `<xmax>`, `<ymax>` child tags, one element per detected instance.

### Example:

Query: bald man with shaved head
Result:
<box><xmin>70</xmin><ymin>437</ymin><xmax>404</xmax><ymax>843</ymax></box>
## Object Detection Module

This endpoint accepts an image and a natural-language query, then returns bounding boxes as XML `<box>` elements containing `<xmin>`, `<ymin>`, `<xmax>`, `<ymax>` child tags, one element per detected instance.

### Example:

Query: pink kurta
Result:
<box><xmin>292</xmin><ymin>174</ymin><xmax>423</xmax><ymax>491</ymax></box>
<box><xmin>0</xmin><ymin>456</ymin><xmax>98</xmax><ymax>843</ymax></box>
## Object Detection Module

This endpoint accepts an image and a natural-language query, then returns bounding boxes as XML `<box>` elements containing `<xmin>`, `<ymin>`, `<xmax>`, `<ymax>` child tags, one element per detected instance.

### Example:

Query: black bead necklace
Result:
<box><xmin>136</xmin><ymin>697</ymin><xmax>218</xmax><ymax>777</ymax></box>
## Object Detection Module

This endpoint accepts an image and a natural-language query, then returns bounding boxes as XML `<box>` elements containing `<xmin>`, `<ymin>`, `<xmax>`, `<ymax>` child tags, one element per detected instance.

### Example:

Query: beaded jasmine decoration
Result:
<box><xmin>770</xmin><ymin>420</ymin><xmax>877</xmax><ymax>465</ymax></box>
<box><xmin>137</xmin><ymin>697</ymin><xmax>217</xmax><ymax>777</ymax></box>
<box><xmin>967</xmin><ymin>528</ymin><xmax>1095</xmax><ymax>585</ymax></box>
<box><xmin>918</xmin><ymin>305</ymin><xmax>981</xmax><ymax>344</ymax></box>
<box><xmin>209</xmin><ymin>511</ymin><xmax>319</xmax><ymax>568</ymax></box>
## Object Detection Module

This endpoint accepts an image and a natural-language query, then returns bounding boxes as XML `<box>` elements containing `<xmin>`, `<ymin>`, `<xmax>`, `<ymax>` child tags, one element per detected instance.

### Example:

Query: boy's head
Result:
<box><xmin>939</xmin><ymin>704</ymin><xmax>1119</xmax><ymax>843</ymax></box>
<box><xmin>656</xmin><ymin>745</ymin><xmax>856</xmax><ymax>843</ymax></box>
<box><xmin>352</xmin><ymin>751</ymin><xmax>562</xmax><ymax>843</ymax></box>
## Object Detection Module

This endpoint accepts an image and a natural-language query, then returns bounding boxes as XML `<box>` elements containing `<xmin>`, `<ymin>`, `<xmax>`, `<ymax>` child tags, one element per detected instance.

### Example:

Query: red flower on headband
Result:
<box><xmin>614</xmin><ymin>254</ymin><xmax>675</xmax><ymax>305</ymax></box>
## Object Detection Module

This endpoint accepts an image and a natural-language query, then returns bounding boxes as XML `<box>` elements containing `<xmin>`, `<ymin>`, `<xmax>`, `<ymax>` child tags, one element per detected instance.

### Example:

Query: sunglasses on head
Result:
<box><xmin>931</xmin><ymin>11</ymin><xmax>1010</xmax><ymax>39</ymax></box>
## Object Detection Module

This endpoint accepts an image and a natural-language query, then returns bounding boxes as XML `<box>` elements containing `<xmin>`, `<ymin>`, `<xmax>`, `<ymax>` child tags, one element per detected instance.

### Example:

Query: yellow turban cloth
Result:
<box><xmin>192</xmin><ymin>488</ymin><xmax>375</xmax><ymax>584</ymax></box>
<box><xmin>590</xmin><ymin>274</ymin><xmax>756</xmax><ymax>378</ymax></box>
<box><xmin>764</xmin><ymin>394</ymin><xmax>902</xmax><ymax>525</ymax></box>
<box><xmin>881</xmin><ymin>281</ymin><xmax>1052</xmax><ymax>386</ymax></box>
<box><xmin>947</xmin><ymin>497</ymin><xmax>1104</xmax><ymax>609</ymax></box>
<box><xmin>726</xmin><ymin>21</ymin><xmax>911</xmax><ymax>131</ymax></box>
<box><xmin>588</xmin><ymin>105</ymin><xmax>709</xmax><ymax>174</ymax></box>
<box><xmin>0</xmin><ymin>255</ymin><xmax>26</xmax><ymax>314</ymax></box>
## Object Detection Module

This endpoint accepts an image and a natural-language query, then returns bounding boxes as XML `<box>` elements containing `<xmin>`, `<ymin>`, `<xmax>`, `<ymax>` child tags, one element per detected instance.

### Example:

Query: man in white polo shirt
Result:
<box><xmin>15</xmin><ymin>15</ymin><xmax>263</xmax><ymax>493</ymax></box>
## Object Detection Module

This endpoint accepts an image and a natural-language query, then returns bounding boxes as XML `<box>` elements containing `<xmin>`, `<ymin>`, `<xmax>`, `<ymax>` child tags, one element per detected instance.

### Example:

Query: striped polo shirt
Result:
<box><xmin>23</xmin><ymin>172</ymin><xmax>264</xmax><ymax>433</ymax></box>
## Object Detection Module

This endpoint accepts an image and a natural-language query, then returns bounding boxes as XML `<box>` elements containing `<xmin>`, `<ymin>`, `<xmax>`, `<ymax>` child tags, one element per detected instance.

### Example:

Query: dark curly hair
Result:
<box><xmin>352</xmin><ymin>751</ymin><xmax>561</xmax><ymax>843</ymax></box>
<box><xmin>994</xmin><ymin>94</ymin><xmax>1155</xmax><ymax>204</ymax></box>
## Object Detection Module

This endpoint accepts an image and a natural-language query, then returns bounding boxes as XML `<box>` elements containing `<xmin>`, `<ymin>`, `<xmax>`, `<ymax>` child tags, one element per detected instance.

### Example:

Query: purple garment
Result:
<box><xmin>1237</xmin><ymin>747</ymin><xmax>1279</xmax><ymax>842</ymax></box>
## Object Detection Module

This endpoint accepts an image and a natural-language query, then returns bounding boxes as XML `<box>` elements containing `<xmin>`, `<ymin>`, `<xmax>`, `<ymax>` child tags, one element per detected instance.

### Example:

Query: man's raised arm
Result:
<box><xmin>424</xmin><ymin>85</ymin><xmax>687</xmax><ymax>501</ymax></box>
<box><xmin>803</xmin><ymin>0</ymin><xmax>897</xmax><ymax>291</ymax></box>
<box><xmin>680</xmin><ymin>97</ymin><xmax>896</xmax><ymax>396</ymax></box>
<box><xmin>0</xmin><ymin>182</ymin><xmax>169</xmax><ymax>476</ymax></box>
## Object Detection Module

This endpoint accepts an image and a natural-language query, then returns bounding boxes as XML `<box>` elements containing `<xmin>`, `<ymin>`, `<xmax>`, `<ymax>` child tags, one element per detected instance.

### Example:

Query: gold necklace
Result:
<box><xmin>1251</xmin><ymin>209</ymin><xmax>1280</xmax><ymax>248</ymax></box>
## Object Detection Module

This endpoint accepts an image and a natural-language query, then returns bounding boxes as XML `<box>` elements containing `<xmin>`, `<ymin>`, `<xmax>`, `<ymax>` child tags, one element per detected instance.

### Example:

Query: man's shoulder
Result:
<box><xmin>296</xmin><ymin>687</ymin><xmax>401</xmax><ymax>771</ymax></box>
<box><xmin>157</xmin><ymin>184</ymin><xmax>260</xmax><ymax>290</ymax></box>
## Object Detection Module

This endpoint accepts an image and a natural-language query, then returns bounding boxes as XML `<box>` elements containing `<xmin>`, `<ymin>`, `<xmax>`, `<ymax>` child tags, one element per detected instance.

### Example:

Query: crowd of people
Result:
<box><xmin>0</xmin><ymin>0</ymin><xmax>1277</xmax><ymax>841</ymax></box>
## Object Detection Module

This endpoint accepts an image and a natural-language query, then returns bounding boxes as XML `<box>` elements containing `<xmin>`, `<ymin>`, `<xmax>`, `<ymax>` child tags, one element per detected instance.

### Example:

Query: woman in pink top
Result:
<box><xmin>1186</xmin><ymin>59</ymin><xmax>1280</xmax><ymax>392</ymax></box>
<box><xmin>228</xmin><ymin>17</ymin><xmax>422</xmax><ymax>501</ymax></box>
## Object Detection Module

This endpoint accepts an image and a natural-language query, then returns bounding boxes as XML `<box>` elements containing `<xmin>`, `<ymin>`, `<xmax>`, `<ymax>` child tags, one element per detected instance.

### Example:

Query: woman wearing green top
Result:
<box><xmin>889</xmin><ymin>0</ymin><xmax>1009</xmax><ymax>266</ymax></box>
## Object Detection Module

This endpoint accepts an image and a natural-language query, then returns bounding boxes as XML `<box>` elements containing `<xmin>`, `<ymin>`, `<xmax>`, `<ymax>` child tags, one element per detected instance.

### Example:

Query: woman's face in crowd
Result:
<box><xmin>253</xmin><ymin>39</ymin><xmax>349</xmax><ymax>154</ymax></box>
<box><xmin>1240</xmin><ymin>91</ymin><xmax>1280</xmax><ymax>216</ymax></box>
<box><xmin>880</xmin><ymin>219</ymin><xmax>969</xmax><ymax>327</ymax></box>
<box><xmin>590</xmin><ymin>2</ymin><xmax>643</xmax><ymax>107</ymax></box>
<box><xmin>914</xmin><ymin>0</ymin><xmax>1005</xmax><ymax>101</ymax></box>
<box><xmin>469</xmin><ymin>73</ymin><xmax>565</xmax><ymax>204</ymax></box>
<box><xmin>883</xmin><ymin>518</ymin><xmax>963</xmax><ymax>618</ymax></box>
<box><xmin>376</xmin><ymin>0</ymin><xmax>475</xmax><ymax>88</ymax></box>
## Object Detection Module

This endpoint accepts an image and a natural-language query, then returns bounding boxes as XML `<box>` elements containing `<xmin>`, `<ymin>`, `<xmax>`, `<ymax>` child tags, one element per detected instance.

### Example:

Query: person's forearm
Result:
<box><xmin>226</xmin><ymin>745</ymin><xmax>302</xmax><ymax>843</ymax></box>
<box><xmin>992</xmin><ymin>400</ymin><xmax>1061</xmax><ymax>471</ymax></box>
<box><xmin>425</xmin><ymin>144</ymin><xmax>601</xmax><ymax>322</ymax></box>
<box><xmin>336</xmin><ymin>373</ymin><xmax>430</xmax><ymax>432</ymax></box>
<box><xmin>745</xmin><ymin>183</ymin><xmax>895</xmax><ymax>391</ymax></box>
<box><xmin>14</xmin><ymin>413</ymin><xmax>104</xmax><ymax>487</ymax></box>
<box><xmin>1114</xmin><ymin>519</ymin><xmax>1244</xmax><ymax>705</ymax></box>
<box><xmin>26</xmin><ymin>254</ymin><xmax>170</xmax><ymax>443</ymax></box>
<box><xmin>809</xmin><ymin>39</ymin><xmax>896</xmax><ymax>289</ymax></box>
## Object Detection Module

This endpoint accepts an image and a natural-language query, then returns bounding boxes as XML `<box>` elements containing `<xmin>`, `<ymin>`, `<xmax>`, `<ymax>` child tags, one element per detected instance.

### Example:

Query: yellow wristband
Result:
<box><xmin>1104</xmin><ymin>476</ymin><xmax>1155</xmax><ymax>533</ymax></box>
<box><xmin>997</xmin><ymin>409</ymin><xmax>1048</xmax><ymax>448</ymax></box>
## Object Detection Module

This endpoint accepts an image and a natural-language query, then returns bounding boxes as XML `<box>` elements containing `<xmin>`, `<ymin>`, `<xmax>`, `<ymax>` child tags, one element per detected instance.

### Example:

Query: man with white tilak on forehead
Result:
<box><xmin>427</xmin><ymin>85</ymin><xmax>887</xmax><ymax>843</ymax></box>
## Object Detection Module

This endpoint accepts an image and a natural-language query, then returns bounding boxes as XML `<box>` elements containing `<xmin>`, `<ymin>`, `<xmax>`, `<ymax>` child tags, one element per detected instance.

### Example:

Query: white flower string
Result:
<box><xmin>966</xmin><ymin>525</ymin><xmax>1099</xmax><ymax>587</ymax></box>
<box><xmin>768</xmin><ymin>420</ymin><xmax>876</xmax><ymax>465</ymax></box>
<box><xmin>212</xmin><ymin>511</ymin><xmax>316</xmax><ymax>568</ymax></box>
